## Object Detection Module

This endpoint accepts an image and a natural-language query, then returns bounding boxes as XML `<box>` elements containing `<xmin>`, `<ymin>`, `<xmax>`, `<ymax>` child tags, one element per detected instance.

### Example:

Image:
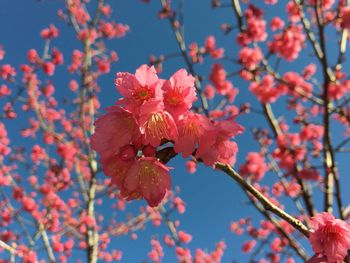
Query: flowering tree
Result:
<box><xmin>1</xmin><ymin>0</ymin><xmax>350</xmax><ymax>262</ymax></box>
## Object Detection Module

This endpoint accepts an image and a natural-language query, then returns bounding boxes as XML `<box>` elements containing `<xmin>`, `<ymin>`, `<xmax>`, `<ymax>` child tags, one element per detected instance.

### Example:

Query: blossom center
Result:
<box><xmin>165</xmin><ymin>89</ymin><xmax>182</xmax><ymax>106</ymax></box>
<box><xmin>134</xmin><ymin>86</ymin><xmax>153</xmax><ymax>102</ymax></box>
<box><xmin>147</xmin><ymin>113</ymin><xmax>170</xmax><ymax>139</ymax></box>
<box><xmin>138</xmin><ymin>162</ymin><xmax>159</xmax><ymax>187</ymax></box>
<box><xmin>322</xmin><ymin>223</ymin><xmax>340</xmax><ymax>235</ymax></box>
<box><xmin>183</xmin><ymin>121</ymin><xmax>200</xmax><ymax>137</ymax></box>
<box><xmin>167</xmin><ymin>96</ymin><xmax>179</xmax><ymax>105</ymax></box>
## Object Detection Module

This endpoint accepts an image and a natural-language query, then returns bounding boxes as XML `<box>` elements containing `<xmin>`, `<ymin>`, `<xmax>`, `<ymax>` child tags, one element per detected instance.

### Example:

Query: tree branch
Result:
<box><xmin>215</xmin><ymin>163</ymin><xmax>310</xmax><ymax>237</ymax></box>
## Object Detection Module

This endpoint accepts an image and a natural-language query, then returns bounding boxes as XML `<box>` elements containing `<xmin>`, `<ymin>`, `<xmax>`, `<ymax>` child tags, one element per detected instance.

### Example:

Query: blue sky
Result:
<box><xmin>2</xmin><ymin>0</ymin><xmax>350</xmax><ymax>262</ymax></box>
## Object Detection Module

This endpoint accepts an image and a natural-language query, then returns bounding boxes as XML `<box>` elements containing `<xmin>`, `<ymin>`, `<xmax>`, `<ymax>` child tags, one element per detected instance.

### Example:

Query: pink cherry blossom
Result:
<box><xmin>41</xmin><ymin>24</ymin><xmax>59</xmax><ymax>39</ymax></box>
<box><xmin>286</xmin><ymin>1</ymin><xmax>301</xmax><ymax>23</ymax></box>
<box><xmin>174</xmin><ymin>112</ymin><xmax>215</xmax><ymax>158</ymax></box>
<box><xmin>122</xmin><ymin>157</ymin><xmax>171</xmax><ymax>207</ymax></box>
<box><xmin>341</xmin><ymin>7</ymin><xmax>350</xmax><ymax>29</ymax></box>
<box><xmin>162</xmin><ymin>69</ymin><xmax>197</xmax><ymax>119</ymax></box>
<box><xmin>99</xmin><ymin>153</ymin><xmax>171</xmax><ymax>207</ymax></box>
<box><xmin>239</xmin><ymin>47</ymin><xmax>263</xmax><ymax>70</ymax></box>
<box><xmin>328</xmin><ymin>81</ymin><xmax>350</xmax><ymax>100</ymax></box>
<box><xmin>277</xmin><ymin>71</ymin><xmax>313</xmax><ymax>98</ymax></box>
<box><xmin>101</xmin><ymin>154</ymin><xmax>133</xmax><ymax>189</ymax></box>
<box><xmin>138</xmin><ymin>99</ymin><xmax>178</xmax><ymax>147</ymax></box>
<box><xmin>78</xmin><ymin>28</ymin><xmax>98</xmax><ymax>43</ymax></box>
<box><xmin>148</xmin><ymin>239</ymin><xmax>164</xmax><ymax>262</ymax></box>
<box><xmin>186</xmin><ymin>160</ymin><xmax>197</xmax><ymax>174</ymax></box>
<box><xmin>178</xmin><ymin>231</ymin><xmax>192</xmax><ymax>244</ymax></box>
<box><xmin>300</xmin><ymin>124</ymin><xmax>324</xmax><ymax>141</ymax></box>
<box><xmin>0</xmin><ymin>64</ymin><xmax>16</xmax><ymax>80</ymax></box>
<box><xmin>209</xmin><ymin>63</ymin><xmax>234</xmax><ymax>95</ymax></box>
<box><xmin>240</xmin><ymin>152</ymin><xmax>267</xmax><ymax>181</ymax></box>
<box><xmin>242</xmin><ymin>240</ymin><xmax>256</xmax><ymax>253</ymax></box>
<box><xmin>0</xmin><ymin>84</ymin><xmax>11</xmax><ymax>97</ymax></box>
<box><xmin>265</xmin><ymin>0</ymin><xmax>278</xmax><ymax>4</ymax></box>
<box><xmin>297</xmin><ymin>168</ymin><xmax>320</xmax><ymax>181</ymax></box>
<box><xmin>27</xmin><ymin>49</ymin><xmax>38</xmax><ymax>63</ymax></box>
<box><xmin>272</xmin><ymin>133</ymin><xmax>306</xmax><ymax>169</ymax></box>
<box><xmin>270</xmin><ymin>17</ymin><xmax>285</xmax><ymax>31</ymax></box>
<box><xmin>42</xmin><ymin>61</ymin><xmax>55</xmax><ymax>76</ymax></box>
<box><xmin>188</xmin><ymin>42</ymin><xmax>203</xmax><ymax>63</ymax></box>
<box><xmin>22</xmin><ymin>196</ymin><xmax>36</xmax><ymax>212</ymax></box>
<box><xmin>309</xmin><ymin>212</ymin><xmax>350</xmax><ymax>263</ymax></box>
<box><xmin>115</xmin><ymin>64</ymin><xmax>163</xmax><ymax>112</ymax></box>
<box><xmin>52</xmin><ymin>48</ymin><xmax>64</xmax><ymax>65</ymax></box>
<box><xmin>249</xmin><ymin>75</ymin><xmax>280</xmax><ymax>103</ymax></box>
<box><xmin>268</xmin><ymin>25</ymin><xmax>305</xmax><ymax>61</ymax></box>
<box><xmin>164</xmin><ymin>235</ymin><xmax>175</xmax><ymax>247</ymax></box>
<box><xmin>90</xmin><ymin>105</ymin><xmax>140</xmax><ymax>159</ymax></box>
<box><xmin>196</xmin><ymin>119</ymin><xmax>243</xmax><ymax>166</ymax></box>
<box><xmin>237</xmin><ymin>5</ymin><xmax>267</xmax><ymax>45</ymax></box>
<box><xmin>204</xmin><ymin>35</ymin><xmax>224</xmax><ymax>59</ymax></box>
<box><xmin>303</xmin><ymin>63</ymin><xmax>317</xmax><ymax>80</ymax></box>
<box><xmin>204</xmin><ymin>84</ymin><xmax>215</xmax><ymax>99</ymax></box>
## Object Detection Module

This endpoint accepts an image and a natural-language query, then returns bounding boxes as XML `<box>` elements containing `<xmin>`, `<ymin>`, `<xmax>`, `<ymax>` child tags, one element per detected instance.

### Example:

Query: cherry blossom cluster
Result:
<box><xmin>237</xmin><ymin>5</ymin><xmax>267</xmax><ymax>46</ymax></box>
<box><xmin>91</xmin><ymin>65</ymin><xmax>243</xmax><ymax>207</ymax></box>
<box><xmin>4</xmin><ymin>0</ymin><xmax>350</xmax><ymax>261</ymax></box>
<box><xmin>209</xmin><ymin>63</ymin><xmax>238</xmax><ymax>100</ymax></box>
<box><xmin>174</xmin><ymin>241</ymin><xmax>226</xmax><ymax>263</ymax></box>
<box><xmin>246</xmin><ymin>69</ymin><xmax>315</xmax><ymax>104</ymax></box>
<box><xmin>230</xmin><ymin>217</ymin><xmax>297</xmax><ymax>263</ymax></box>
<box><xmin>268</xmin><ymin>24</ymin><xmax>306</xmax><ymax>61</ymax></box>
<box><xmin>188</xmin><ymin>35</ymin><xmax>224</xmax><ymax>64</ymax></box>
<box><xmin>0</xmin><ymin>1</ymin><xmax>190</xmax><ymax>261</ymax></box>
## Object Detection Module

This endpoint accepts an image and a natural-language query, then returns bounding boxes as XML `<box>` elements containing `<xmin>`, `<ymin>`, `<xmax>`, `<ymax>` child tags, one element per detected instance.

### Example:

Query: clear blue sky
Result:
<box><xmin>2</xmin><ymin>0</ymin><xmax>349</xmax><ymax>262</ymax></box>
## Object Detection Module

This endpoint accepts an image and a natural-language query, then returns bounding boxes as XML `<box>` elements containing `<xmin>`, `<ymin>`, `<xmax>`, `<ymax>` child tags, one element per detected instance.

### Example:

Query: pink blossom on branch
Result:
<box><xmin>209</xmin><ymin>63</ymin><xmax>236</xmax><ymax>95</ymax></box>
<box><xmin>308</xmin><ymin>212</ymin><xmax>350</xmax><ymax>263</ymax></box>
<box><xmin>238</xmin><ymin>46</ymin><xmax>263</xmax><ymax>70</ymax></box>
<box><xmin>196</xmin><ymin>119</ymin><xmax>244</xmax><ymax>166</ymax></box>
<box><xmin>239</xmin><ymin>152</ymin><xmax>267</xmax><ymax>182</ymax></box>
<box><xmin>268</xmin><ymin>24</ymin><xmax>306</xmax><ymax>61</ymax></box>
<box><xmin>40</xmin><ymin>24</ymin><xmax>59</xmax><ymax>39</ymax></box>
<box><xmin>174</xmin><ymin>112</ymin><xmax>216</xmax><ymax>158</ymax></box>
<box><xmin>162</xmin><ymin>69</ymin><xmax>197</xmax><ymax>119</ymax></box>
<box><xmin>90</xmin><ymin>106</ymin><xmax>140</xmax><ymax>159</ymax></box>
<box><xmin>237</xmin><ymin>4</ymin><xmax>267</xmax><ymax>46</ymax></box>
<box><xmin>270</xmin><ymin>17</ymin><xmax>285</xmax><ymax>31</ymax></box>
<box><xmin>92</xmin><ymin>65</ymin><xmax>242</xmax><ymax>206</ymax></box>
<box><xmin>249</xmin><ymin>75</ymin><xmax>280</xmax><ymax>104</ymax></box>
<box><xmin>122</xmin><ymin>157</ymin><xmax>171</xmax><ymax>207</ymax></box>
<box><xmin>115</xmin><ymin>64</ymin><xmax>163</xmax><ymax>113</ymax></box>
<box><xmin>139</xmin><ymin>100</ymin><xmax>178</xmax><ymax>147</ymax></box>
<box><xmin>204</xmin><ymin>35</ymin><xmax>224</xmax><ymax>59</ymax></box>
